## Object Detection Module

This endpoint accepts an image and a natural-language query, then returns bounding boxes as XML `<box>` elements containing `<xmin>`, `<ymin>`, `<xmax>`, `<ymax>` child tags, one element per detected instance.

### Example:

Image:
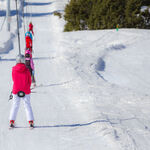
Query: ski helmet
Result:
<box><xmin>25</xmin><ymin>49</ymin><xmax>31</xmax><ymax>55</ymax></box>
<box><xmin>16</xmin><ymin>54</ymin><xmax>25</xmax><ymax>64</ymax></box>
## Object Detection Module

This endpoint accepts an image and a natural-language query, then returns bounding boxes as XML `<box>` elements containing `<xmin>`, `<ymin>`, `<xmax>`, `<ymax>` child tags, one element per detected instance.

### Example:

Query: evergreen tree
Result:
<box><xmin>125</xmin><ymin>0</ymin><xmax>142</xmax><ymax>28</ymax></box>
<box><xmin>88</xmin><ymin>1</ymin><xmax>102</xmax><ymax>29</ymax></box>
<box><xmin>100</xmin><ymin>0</ymin><xmax>126</xmax><ymax>29</ymax></box>
<box><xmin>64</xmin><ymin>0</ymin><xmax>93</xmax><ymax>31</ymax></box>
<box><xmin>64</xmin><ymin>0</ymin><xmax>150</xmax><ymax>31</ymax></box>
<box><xmin>125</xmin><ymin>0</ymin><xmax>150</xmax><ymax>28</ymax></box>
<box><xmin>140</xmin><ymin>8</ymin><xmax>150</xmax><ymax>28</ymax></box>
<box><xmin>64</xmin><ymin>0</ymin><xmax>81</xmax><ymax>31</ymax></box>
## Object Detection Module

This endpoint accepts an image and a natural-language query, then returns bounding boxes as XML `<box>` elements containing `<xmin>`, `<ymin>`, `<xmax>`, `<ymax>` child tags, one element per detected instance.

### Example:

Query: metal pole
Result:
<box><xmin>6</xmin><ymin>0</ymin><xmax>10</xmax><ymax>31</ymax></box>
<box><xmin>15</xmin><ymin>0</ymin><xmax>21</xmax><ymax>55</ymax></box>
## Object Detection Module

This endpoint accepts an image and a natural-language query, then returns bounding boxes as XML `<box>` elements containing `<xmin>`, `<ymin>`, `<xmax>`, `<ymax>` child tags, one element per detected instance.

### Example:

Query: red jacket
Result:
<box><xmin>29</xmin><ymin>23</ymin><xmax>34</xmax><ymax>35</ymax></box>
<box><xmin>26</xmin><ymin>36</ymin><xmax>32</xmax><ymax>49</ymax></box>
<box><xmin>12</xmin><ymin>63</ymin><xmax>31</xmax><ymax>94</ymax></box>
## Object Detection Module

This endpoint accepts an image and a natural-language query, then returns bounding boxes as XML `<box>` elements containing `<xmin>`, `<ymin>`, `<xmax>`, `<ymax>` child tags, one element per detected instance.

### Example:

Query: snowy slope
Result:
<box><xmin>0</xmin><ymin>0</ymin><xmax>150</xmax><ymax>150</ymax></box>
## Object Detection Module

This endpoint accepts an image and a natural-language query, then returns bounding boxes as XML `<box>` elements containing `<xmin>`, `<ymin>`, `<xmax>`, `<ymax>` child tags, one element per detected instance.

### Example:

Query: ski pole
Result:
<box><xmin>8</xmin><ymin>91</ymin><xmax>13</xmax><ymax>101</ymax></box>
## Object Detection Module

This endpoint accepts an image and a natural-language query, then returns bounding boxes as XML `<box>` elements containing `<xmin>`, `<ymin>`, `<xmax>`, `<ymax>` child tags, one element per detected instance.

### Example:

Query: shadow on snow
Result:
<box><xmin>0</xmin><ymin>56</ymin><xmax>54</xmax><ymax>62</ymax></box>
<box><xmin>32</xmin><ymin>80</ymin><xmax>74</xmax><ymax>89</ymax></box>
<box><xmin>0</xmin><ymin>10</ymin><xmax>6</xmax><ymax>16</ymax></box>
<box><xmin>24</xmin><ymin>2</ymin><xmax>53</xmax><ymax>6</ymax></box>
<box><xmin>24</xmin><ymin>12</ymin><xmax>54</xmax><ymax>17</ymax></box>
<box><xmin>95</xmin><ymin>57</ymin><xmax>107</xmax><ymax>81</ymax></box>
<box><xmin>0</xmin><ymin>10</ymin><xmax>56</xmax><ymax>17</ymax></box>
<box><xmin>15</xmin><ymin>117</ymin><xmax>136</xmax><ymax>129</ymax></box>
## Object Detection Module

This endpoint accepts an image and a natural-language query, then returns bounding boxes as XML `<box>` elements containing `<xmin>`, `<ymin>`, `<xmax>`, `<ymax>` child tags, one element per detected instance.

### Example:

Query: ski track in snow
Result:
<box><xmin>0</xmin><ymin>0</ymin><xmax>150</xmax><ymax>150</ymax></box>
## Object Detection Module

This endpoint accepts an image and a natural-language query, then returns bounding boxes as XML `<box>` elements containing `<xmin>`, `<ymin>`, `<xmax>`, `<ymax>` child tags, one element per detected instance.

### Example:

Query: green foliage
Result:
<box><xmin>53</xmin><ymin>11</ymin><xmax>62</xmax><ymax>18</ymax></box>
<box><xmin>64</xmin><ymin>0</ymin><xmax>150</xmax><ymax>31</ymax></box>
<box><xmin>125</xmin><ymin>0</ymin><xmax>142</xmax><ymax>28</ymax></box>
<box><xmin>140</xmin><ymin>8</ymin><xmax>150</xmax><ymax>29</ymax></box>
<box><xmin>64</xmin><ymin>0</ymin><xmax>93</xmax><ymax>31</ymax></box>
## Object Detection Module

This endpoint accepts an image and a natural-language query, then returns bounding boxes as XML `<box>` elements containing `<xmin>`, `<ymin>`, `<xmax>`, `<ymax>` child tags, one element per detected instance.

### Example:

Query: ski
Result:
<box><xmin>9</xmin><ymin>124</ymin><xmax>15</xmax><ymax>130</ymax></box>
<box><xmin>29</xmin><ymin>124</ymin><xmax>34</xmax><ymax>129</ymax></box>
<box><xmin>9</xmin><ymin>126</ymin><xmax>35</xmax><ymax>129</ymax></box>
<box><xmin>29</xmin><ymin>126</ymin><xmax>34</xmax><ymax>130</ymax></box>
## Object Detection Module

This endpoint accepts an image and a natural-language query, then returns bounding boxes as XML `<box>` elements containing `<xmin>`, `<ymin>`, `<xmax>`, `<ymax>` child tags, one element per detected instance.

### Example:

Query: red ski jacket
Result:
<box><xmin>12</xmin><ymin>63</ymin><xmax>31</xmax><ymax>94</ymax></box>
<box><xmin>25</xmin><ymin>36</ymin><xmax>32</xmax><ymax>49</ymax></box>
<box><xmin>29</xmin><ymin>23</ymin><xmax>34</xmax><ymax>35</ymax></box>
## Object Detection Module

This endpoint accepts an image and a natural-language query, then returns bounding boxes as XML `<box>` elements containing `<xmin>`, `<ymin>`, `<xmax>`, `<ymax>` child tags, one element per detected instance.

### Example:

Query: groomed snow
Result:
<box><xmin>0</xmin><ymin>0</ymin><xmax>150</xmax><ymax>150</ymax></box>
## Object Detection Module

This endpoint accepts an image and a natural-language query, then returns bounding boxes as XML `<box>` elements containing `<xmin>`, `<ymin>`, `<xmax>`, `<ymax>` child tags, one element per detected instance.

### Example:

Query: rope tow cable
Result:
<box><xmin>22</xmin><ymin>0</ymin><xmax>26</xmax><ymax>36</ymax></box>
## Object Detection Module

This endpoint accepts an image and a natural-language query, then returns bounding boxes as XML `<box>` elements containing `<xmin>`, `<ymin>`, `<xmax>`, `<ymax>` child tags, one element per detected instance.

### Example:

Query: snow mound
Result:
<box><xmin>106</xmin><ymin>41</ymin><xmax>126</xmax><ymax>51</ymax></box>
<box><xmin>0</xmin><ymin>31</ymin><xmax>15</xmax><ymax>54</ymax></box>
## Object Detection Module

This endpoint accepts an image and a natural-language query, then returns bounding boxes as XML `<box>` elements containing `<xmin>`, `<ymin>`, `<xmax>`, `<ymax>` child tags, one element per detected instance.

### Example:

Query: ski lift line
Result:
<box><xmin>0</xmin><ymin>16</ymin><xmax>6</xmax><ymax>31</ymax></box>
<box><xmin>24</xmin><ymin>0</ymin><xmax>28</xmax><ymax>30</ymax></box>
<box><xmin>28</xmin><ymin>0</ymin><xmax>31</xmax><ymax>21</ymax></box>
<box><xmin>0</xmin><ymin>6</ymin><xmax>6</xmax><ymax>31</ymax></box>
<box><xmin>25</xmin><ymin>0</ymin><xmax>28</xmax><ymax>24</ymax></box>
<box><xmin>26</xmin><ymin>0</ymin><xmax>29</xmax><ymax>30</ymax></box>
<box><xmin>25</xmin><ymin>0</ymin><xmax>32</xmax><ymax>27</ymax></box>
<box><xmin>22</xmin><ymin>0</ymin><xmax>27</xmax><ymax>43</ymax></box>
<box><xmin>15</xmin><ymin>0</ymin><xmax>21</xmax><ymax>55</ymax></box>
<box><xmin>25</xmin><ymin>0</ymin><xmax>30</xmax><ymax>23</ymax></box>
<box><xmin>22</xmin><ymin>0</ymin><xmax>26</xmax><ymax>35</ymax></box>
<box><xmin>27</xmin><ymin>0</ymin><xmax>32</xmax><ymax>22</ymax></box>
<box><xmin>30</xmin><ymin>0</ymin><xmax>33</xmax><ymax>22</ymax></box>
<box><xmin>23</xmin><ymin>0</ymin><xmax>28</xmax><ymax>32</ymax></box>
<box><xmin>22</xmin><ymin>0</ymin><xmax>32</xmax><ymax>41</ymax></box>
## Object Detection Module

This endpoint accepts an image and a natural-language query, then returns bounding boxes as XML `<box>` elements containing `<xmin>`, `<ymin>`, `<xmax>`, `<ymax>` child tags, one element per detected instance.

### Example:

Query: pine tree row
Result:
<box><xmin>64</xmin><ymin>0</ymin><xmax>150</xmax><ymax>31</ymax></box>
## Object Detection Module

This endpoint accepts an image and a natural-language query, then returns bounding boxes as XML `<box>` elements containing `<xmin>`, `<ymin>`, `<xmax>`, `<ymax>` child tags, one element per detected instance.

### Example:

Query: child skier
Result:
<box><xmin>9</xmin><ymin>54</ymin><xmax>34</xmax><ymax>128</ymax></box>
<box><xmin>25</xmin><ymin>49</ymin><xmax>36</xmax><ymax>87</ymax></box>
<box><xmin>25</xmin><ymin>31</ymin><xmax>33</xmax><ymax>51</ymax></box>
<box><xmin>29</xmin><ymin>22</ymin><xmax>34</xmax><ymax>35</ymax></box>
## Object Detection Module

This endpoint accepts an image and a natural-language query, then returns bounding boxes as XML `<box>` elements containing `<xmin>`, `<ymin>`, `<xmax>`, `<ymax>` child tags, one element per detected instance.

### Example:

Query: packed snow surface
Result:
<box><xmin>0</xmin><ymin>0</ymin><xmax>150</xmax><ymax>150</ymax></box>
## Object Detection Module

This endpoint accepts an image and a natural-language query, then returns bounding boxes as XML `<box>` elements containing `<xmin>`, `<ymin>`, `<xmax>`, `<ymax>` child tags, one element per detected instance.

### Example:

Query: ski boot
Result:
<box><xmin>9</xmin><ymin>120</ymin><xmax>15</xmax><ymax>129</ymax></box>
<box><xmin>29</xmin><ymin>120</ymin><xmax>34</xmax><ymax>129</ymax></box>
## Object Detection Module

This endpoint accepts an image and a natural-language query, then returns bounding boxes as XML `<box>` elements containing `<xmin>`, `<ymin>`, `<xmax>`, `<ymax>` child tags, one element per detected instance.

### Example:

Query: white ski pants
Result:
<box><xmin>9</xmin><ymin>94</ymin><xmax>34</xmax><ymax>121</ymax></box>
